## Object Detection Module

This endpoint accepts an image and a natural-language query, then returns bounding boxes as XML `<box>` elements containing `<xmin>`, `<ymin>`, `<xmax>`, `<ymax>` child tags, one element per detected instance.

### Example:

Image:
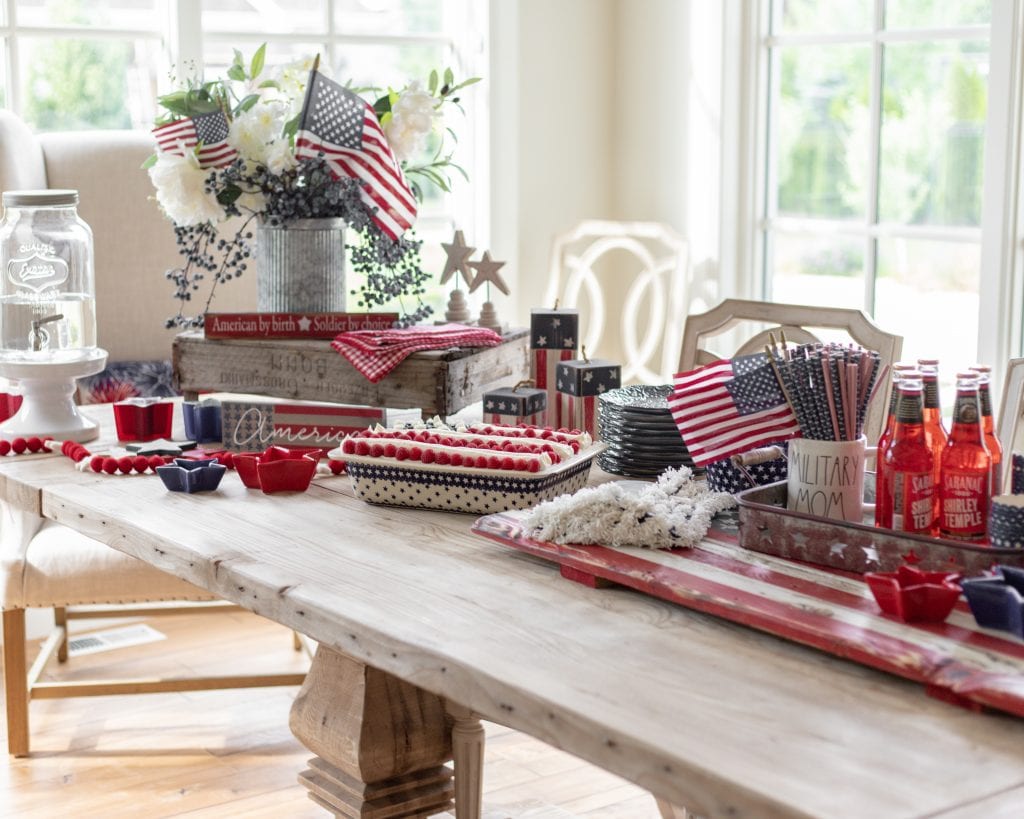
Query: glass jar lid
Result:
<box><xmin>2</xmin><ymin>189</ymin><xmax>79</xmax><ymax>207</ymax></box>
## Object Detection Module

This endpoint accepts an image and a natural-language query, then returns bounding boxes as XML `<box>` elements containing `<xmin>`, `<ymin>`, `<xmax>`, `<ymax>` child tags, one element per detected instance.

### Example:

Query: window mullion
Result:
<box><xmin>863</xmin><ymin>0</ymin><xmax>885</xmax><ymax>316</ymax></box>
<box><xmin>6</xmin><ymin>0</ymin><xmax>18</xmax><ymax>116</ymax></box>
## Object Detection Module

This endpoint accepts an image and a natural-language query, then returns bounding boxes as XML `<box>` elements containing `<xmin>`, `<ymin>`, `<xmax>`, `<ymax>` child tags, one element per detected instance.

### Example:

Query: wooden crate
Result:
<box><xmin>172</xmin><ymin>328</ymin><xmax>530</xmax><ymax>418</ymax></box>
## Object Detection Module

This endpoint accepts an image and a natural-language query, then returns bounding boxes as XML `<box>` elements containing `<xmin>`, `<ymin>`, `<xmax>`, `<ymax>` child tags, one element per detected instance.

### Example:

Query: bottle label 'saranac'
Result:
<box><xmin>939</xmin><ymin>469</ymin><xmax>988</xmax><ymax>540</ymax></box>
<box><xmin>923</xmin><ymin>378</ymin><xmax>941</xmax><ymax>409</ymax></box>
<box><xmin>891</xmin><ymin>470</ymin><xmax>934</xmax><ymax>533</ymax></box>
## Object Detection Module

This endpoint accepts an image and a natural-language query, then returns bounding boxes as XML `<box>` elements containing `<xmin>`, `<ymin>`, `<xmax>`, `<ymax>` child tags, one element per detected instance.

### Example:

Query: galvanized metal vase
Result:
<box><xmin>255</xmin><ymin>218</ymin><xmax>346</xmax><ymax>312</ymax></box>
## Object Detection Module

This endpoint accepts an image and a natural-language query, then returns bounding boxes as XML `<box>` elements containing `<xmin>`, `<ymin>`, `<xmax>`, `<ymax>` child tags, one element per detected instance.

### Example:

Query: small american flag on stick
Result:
<box><xmin>152</xmin><ymin>111</ymin><xmax>237</xmax><ymax>169</ymax></box>
<box><xmin>668</xmin><ymin>354</ymin><xmax>801</xmax><ymax>467</ymax></box>
<box><xmin>295</xmin><ymin>68</ymin><xmax>417</xmax><ymax>241</ymax></box>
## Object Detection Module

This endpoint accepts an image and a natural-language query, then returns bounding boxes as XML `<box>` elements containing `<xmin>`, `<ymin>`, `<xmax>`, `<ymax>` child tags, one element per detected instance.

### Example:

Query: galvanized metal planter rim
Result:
<box><xmin>261</xmin><ymin>217</ymin><xmax>347</xmax><ymax>231</ymax></box>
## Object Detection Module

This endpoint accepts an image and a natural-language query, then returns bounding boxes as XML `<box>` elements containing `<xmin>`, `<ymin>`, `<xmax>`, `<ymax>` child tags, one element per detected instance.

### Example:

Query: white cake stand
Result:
<box><xmin>0</xmin><ymin>348</ymin><xmax>108</xmax><ymax>442</ymax></box>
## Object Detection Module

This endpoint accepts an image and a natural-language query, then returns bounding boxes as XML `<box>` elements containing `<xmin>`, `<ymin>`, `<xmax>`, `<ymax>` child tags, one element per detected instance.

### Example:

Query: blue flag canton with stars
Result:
<box><xmin>530</xmin><ymin>309</ymin><xmax>579</xmax><ymax>351</ymax></box>
<box><xmin>725</xmin><ymin>353</ymin><xmax>786</xmax><ymax>415</ymax></box>
<box><xmin>303</xmin><ymin>74</ymin><xmax>365</xmax><ymax>149</ymax></box>
<box><xmin>193</xmin><ymin>111</ymin><xmax>230</xmax><ymax>144</ymax></box>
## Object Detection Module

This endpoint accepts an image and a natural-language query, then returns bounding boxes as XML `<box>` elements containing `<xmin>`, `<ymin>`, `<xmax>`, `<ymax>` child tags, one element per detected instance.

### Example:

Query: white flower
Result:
<box><xmin>265</xmin><ymin>137</ymin><xmax>297</xmax><ymax>175</ymax></box>
<box><xmin>229</xmin><ymin>100</ymin><xmax>288</xmax><ymax>164</ymax></box>
<box><xmin>148</xmin><ymin>151</ymin><xmax>225</xmax><ymax>226</ymax></box>
<box><xmin>274</xmin><ymin>56</ymin><xmax>321</xmax><ymax>117</ymax></box>
<box><xmin>385</xmin><ymin>81</ymin><xmax>439</xmax><ymax>161</ymax></box>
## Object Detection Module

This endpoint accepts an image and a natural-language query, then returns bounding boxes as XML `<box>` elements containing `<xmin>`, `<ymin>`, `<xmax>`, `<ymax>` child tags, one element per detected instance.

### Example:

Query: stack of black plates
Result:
<box><xmin>597</xmin><ymin>385</ymin><xmax>694</xmax><ymax>477</ymax></box>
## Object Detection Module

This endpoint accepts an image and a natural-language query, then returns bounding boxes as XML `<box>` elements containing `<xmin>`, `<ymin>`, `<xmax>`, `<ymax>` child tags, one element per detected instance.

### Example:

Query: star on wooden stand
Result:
<box><xmin>467</xmin><ymin>251</ymin><xmax>510</xmax><ymax>296</ymax></box>
<box><xmin>468</xmin><ymin>251</ymin><xmax>510</xmax><ymax>332</ymax></box>
<box><xmin>439</xmin><ymin>230</ymin><xmax>476</xmax><ymax>288</ymax></box>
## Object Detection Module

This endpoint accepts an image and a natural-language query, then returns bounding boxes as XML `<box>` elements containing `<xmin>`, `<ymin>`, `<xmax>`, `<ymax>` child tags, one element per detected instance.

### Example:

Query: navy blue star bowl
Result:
<box><xmin>156</xmin><ymin>458</ymin><xmax>227</xmax><ymax>493</ymax></box>
<box><xmin>961</xmin><ymin>566</ymin><xmax>1024</xmax><ymax>637</ymax></box>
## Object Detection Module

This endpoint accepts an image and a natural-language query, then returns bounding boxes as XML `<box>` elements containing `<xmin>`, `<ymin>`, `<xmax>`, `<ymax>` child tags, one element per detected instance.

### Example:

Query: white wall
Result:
<box><xmin>497</xmin><ymin>0</ymin><xmax>727</xmax><ymax>327</ymax></box>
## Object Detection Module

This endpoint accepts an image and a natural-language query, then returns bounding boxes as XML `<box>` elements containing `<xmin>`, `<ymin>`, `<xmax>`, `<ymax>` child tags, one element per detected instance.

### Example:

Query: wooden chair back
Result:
<box><xmin>678</xmin><ymin>298</ymin><xmax>903</xmax><ymax>443</ymax></box>
<box><xmin>545</xmin><ymin>220</ymin><xmax>690</xmax><ymax>384</ymax></box>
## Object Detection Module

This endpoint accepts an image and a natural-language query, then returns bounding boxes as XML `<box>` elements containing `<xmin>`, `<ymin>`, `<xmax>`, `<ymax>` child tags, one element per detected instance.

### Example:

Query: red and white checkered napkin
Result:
<box><xmin>331</xmin><ymin>323</ymin><xmax>503</xmax><ymax>383</ymax></box>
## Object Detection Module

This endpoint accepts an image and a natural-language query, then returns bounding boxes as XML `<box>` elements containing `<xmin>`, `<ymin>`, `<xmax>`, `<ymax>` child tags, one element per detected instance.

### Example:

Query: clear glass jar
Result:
<box><xmin>0</xmin><ymin>189</ymin><xmax>96</xmax><ymax>361</ymax></box>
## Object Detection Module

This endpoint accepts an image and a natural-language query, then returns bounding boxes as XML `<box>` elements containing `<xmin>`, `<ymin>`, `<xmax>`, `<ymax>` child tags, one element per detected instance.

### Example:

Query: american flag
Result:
<box><xmin>668</xmin><ymin>354</ymin><xmax>801</xmax><ymax>467</ymax></box>
<box><xmin>152</xmin><ymin>111</ymin><xmax>237</xmax><ymax>169</ymax></box>
<box><xmin>295</xmin><ymin>70</ymin><xmax>417</xmax><ymax>241</ymax></box>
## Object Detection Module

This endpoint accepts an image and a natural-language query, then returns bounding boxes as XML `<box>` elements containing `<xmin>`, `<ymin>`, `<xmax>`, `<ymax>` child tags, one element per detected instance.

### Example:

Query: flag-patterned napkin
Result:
<box><xmin>331</xmin><ymin>323</ymin><xmax>503</xmax><ymax>383</ymax></box>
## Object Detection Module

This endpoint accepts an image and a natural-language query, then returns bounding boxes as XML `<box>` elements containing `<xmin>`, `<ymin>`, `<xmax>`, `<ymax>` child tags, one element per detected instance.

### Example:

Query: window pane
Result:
<box><xmin>333</xmin><ymin>42</ymin><xmax>448</xmax><ymax>91</ymax></box>
<box><xmin>202</xmin><ymin>0</ymin><xmax>325</xmax><ymax>35</ymax></box>
<box><xmin>769</xmin><ymin>232</ymin><xmax>866</xmax><ymax>308</ymax></box>
<box><xmin>334</xmin><ymin>0</ymin><xmax>447</xmax><ymax>36</ymax></box>
<box><xmin>879</xmin><ymin>40</ymin><xmax>988</xmax><ymax>226</ymax></box>
<box><xmin>16</xmin><ymin>0</ymin><xmax>161</xmax><ymax>30</ymax></box>
<box><xmin>774</xmin><ymin>45</ymin><xmax>871</xmax><ymax>219</ymax></box>
<box><xmin>202</xmin><ymin>40</ymin><xmax>327</xmax><ymax>79</ymax></box>
<box><xmin>874</xmin><ymin>237</ymin><xmax>980</xmax><ymax>370</ymax></box>
<box><xmin>885</xmin><ymin>0</ymin><xmax>991</xmax><ymax>29</ymax></box>
<box><xmin>775</xmin><ymin>0</ymin><xmax>871</xmax><ymax>34</ymax></box>
<box><xmin>18</xmin><ymin>36</ymin><xmax>163</xmax><ymax>130</ymax></box>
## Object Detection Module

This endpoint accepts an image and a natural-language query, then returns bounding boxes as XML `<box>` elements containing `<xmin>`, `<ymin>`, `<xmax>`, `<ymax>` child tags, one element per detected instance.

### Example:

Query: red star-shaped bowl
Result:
<box><xmin>233</xmin><ymin>446</ymin><xmax>320</xmax><ymax>494</ymax></box>
<box><xmin>864</xmin><ymin>565</ymin><xmax>962</xmax><ymax>623</ymax></box>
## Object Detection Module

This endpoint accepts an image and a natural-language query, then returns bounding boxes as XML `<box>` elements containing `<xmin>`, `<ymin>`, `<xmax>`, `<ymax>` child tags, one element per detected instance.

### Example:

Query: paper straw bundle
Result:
<box><xmin>765</xmin><ymin>338</ymin><xmax>884</xmax><ymax>442</ymax></box>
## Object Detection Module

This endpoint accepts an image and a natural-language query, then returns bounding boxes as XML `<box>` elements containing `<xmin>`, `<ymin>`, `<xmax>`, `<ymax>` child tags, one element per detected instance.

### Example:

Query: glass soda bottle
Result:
<box><xmin>970</xmin><ymin>364</ymin><xmax>1003</xmax><ymax>496</ymax></box>
<box><xmin>939</xmin><ymin>372</ymin><xmax>990</xmax><ymax>542</ymax></box>
<box><xmin>917</xmin><ymin>359</ymin><xmax>947</xmax><ymax>523</ymax></box>
<box><xmin>879</xmin><ymin>376</ymin><xmax>936</xmax><ymax>534</ymax></box>
<box><xmin>874</xmin><ymin>364</ymin><xmax>916</xmax><ymax>528</ymax></box>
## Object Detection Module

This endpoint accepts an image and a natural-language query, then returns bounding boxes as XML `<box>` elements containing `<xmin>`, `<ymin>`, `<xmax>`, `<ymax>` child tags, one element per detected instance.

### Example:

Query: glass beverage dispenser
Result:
<box><xmin>0</xmin><ymin>190</ymin><xmax>107</xmax><ymax>441</ymax></box>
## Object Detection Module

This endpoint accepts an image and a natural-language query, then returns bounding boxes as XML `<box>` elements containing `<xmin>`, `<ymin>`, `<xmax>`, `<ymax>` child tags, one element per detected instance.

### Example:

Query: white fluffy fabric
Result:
<box><xmin>522</xmin><ymin>467</ymin><xmax>736</xmax><ymax>550</ymax></box>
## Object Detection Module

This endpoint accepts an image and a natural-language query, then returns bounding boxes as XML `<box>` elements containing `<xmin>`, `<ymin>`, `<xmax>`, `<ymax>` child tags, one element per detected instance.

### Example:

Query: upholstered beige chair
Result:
<box><xmin>0</xmin><ymin>111</ymin><xmax>298</xmax><ymax>757</ymax></box>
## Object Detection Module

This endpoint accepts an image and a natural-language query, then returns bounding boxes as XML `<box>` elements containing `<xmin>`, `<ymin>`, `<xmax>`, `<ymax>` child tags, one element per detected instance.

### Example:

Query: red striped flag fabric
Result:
<box><xmin>295</xmin><ymin>70</ymin><xmax>417</xmax><ymax>241</ymax></box>
<box><xmin>669</xmin><ymin>357</ymin><xmax>801</xmax><ymax>466</ymax></box>
<box><xmin>152</xmin><ymin>111</ymin><xmax>237</xmax><ymax>169</ymax></box>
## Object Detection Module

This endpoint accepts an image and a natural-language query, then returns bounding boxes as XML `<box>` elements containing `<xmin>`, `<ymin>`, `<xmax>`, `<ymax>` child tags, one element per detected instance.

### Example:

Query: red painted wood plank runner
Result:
<box><xmin>471</xmin><ymin>511</ymin><xmax>1024</xmax><ymax>719</ymax></box>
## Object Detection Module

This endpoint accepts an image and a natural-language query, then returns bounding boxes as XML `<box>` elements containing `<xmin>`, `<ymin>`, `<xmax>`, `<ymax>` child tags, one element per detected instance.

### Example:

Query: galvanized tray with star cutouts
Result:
<box><xmin>735</xmin><ymin>480</ymin><xmax>1024</xmax><ymax>577</ymax></box>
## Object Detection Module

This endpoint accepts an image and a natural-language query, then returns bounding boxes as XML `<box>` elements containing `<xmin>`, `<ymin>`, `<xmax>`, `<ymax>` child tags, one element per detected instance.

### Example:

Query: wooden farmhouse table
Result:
<box><xmin>3</xmin><ymin>406</ymin><xmax>1024</xmax><ymax>818</ymax></box>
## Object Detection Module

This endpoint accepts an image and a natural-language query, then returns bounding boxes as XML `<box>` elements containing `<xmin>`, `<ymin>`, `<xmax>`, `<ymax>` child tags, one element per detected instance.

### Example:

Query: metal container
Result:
<box><xmin>735</xmin><ymin>478</ymin><xmax>1024</xmax><ymax>577</ymax></box>
<box><xmin>255</xmin><ymin>218</ymin><xmax>346</xmax><ymax>313</ymax></box>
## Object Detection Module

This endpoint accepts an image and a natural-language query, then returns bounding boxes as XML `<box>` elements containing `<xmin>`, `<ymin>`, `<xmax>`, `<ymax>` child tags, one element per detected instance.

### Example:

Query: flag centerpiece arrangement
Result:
<box><xmin>669</xmin><ymin>353</ymin><xmax>802</xmax><ymax>468</ymax></box>
<box><xmin>669</xmin><ymin>341</ymin><xmax>883</xmax><ymax>468</ymax></box>
<box><xmin>146</xmin><ymin>44</ymin><xmax>479</xmax><ymax>330</ymax></box>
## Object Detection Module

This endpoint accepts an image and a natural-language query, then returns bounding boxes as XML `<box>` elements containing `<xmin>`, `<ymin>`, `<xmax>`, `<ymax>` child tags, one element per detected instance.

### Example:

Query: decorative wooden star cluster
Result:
<box><xmin>439</xmin><ymin>231</ymin><xmax>510</xmax><ymax>296</ymax></box>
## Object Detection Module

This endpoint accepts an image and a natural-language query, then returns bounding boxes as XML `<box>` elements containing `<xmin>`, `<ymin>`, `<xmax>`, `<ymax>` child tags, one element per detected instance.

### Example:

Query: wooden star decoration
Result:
<box><xmin>467</xmin><ymin>251</ymin><xmax>510</xmax><ymax>296</ymax></box>
<box><xmin>439</xmin><ymin>230</ymin><xmax>476</xmax><ymax>287</ymax></box>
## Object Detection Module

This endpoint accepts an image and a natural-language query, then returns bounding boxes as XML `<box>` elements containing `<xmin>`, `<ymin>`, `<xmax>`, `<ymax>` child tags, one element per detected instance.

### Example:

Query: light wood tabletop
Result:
<box><xmin>2</xmin><ymin>409</ymin><xmax>1024</xmax><ymax>818</ymax></box>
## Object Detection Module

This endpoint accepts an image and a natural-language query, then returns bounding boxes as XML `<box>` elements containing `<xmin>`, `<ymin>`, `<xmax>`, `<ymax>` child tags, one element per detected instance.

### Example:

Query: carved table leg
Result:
<box><xmin>446</xmin><ymin>703</ymin><xmax>484</xmax><ymax>819</ymax></box>
<box><xmin>289</xmin><ymin>646</ymin><xmax>453</xmax><ymax>818</ymax></box>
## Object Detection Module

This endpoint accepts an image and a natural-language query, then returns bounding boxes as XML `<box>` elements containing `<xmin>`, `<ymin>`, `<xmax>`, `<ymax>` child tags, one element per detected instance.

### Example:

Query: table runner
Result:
<box><xmin>473</xmin><ymin>510</ymin><xmax>1024</xmax><ymax>718</ymax></box>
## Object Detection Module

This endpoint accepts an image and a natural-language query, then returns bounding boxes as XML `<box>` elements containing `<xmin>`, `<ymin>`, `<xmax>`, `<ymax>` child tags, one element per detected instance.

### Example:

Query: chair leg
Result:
<box><xmin>54</xmin><ymin>607</ymin><xmax>68</xmax><ymax>662</ymax></box>
<box><xmin>2</xmin><ymin>609</ymin><xmax>30</xmax><ymax>757</ymax></box>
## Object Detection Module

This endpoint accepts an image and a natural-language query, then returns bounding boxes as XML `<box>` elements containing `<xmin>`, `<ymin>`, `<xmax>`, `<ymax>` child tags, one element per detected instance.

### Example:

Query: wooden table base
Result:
<box><xmin>289</xmin><ymin>646</ymin><xmax>454</xmax><ymax>818</ymax></box>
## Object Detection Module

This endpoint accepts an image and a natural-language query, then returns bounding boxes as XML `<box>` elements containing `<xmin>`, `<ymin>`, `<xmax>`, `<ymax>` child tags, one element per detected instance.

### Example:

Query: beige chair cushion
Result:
<box><xmin>4</xmin><ymin>519</ymin><xmax>216</xmax><ymax>609</ymax></box>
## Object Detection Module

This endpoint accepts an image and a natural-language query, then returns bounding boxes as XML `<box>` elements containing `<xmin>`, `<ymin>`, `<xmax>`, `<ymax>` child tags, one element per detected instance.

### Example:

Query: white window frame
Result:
<box><xmin>725</xmin><ymin>0</ymin><xmax>1022</xmax><ymax>391</ymax></box>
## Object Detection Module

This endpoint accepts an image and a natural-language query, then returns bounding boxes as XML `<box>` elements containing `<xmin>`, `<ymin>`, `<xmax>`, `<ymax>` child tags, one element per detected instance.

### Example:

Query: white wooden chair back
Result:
<box><xmin>678</xmin><ymin>298</ymin><xmax>903</xmax><ymax>443</ymax></box>
<box><xmin>544</xmin><ymin>220</ymin><xmax>691</xmax><ymax>384</ymax></box>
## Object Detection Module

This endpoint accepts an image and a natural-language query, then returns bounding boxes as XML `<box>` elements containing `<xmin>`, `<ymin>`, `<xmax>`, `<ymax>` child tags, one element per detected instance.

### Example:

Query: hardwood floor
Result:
<box><xmin>1</xmin><ymin>610</ymin><xmax>659</xmax><ymax>818</ymax></box>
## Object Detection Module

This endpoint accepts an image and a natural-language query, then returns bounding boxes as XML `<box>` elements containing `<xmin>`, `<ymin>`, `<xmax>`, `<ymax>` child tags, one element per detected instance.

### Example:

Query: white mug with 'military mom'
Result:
<box><xmin>786</xmin><ymin>436</ymin><xmax>874</xmax><ymax>523</ymax></box>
